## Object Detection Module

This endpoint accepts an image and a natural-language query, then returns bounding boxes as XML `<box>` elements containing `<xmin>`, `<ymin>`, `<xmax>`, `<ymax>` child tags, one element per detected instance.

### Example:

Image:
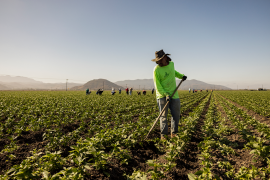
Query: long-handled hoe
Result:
<box><xmin>144</xmin><ymin>80</ymin><xmax>184</xmax><ymax>140</ymax></box>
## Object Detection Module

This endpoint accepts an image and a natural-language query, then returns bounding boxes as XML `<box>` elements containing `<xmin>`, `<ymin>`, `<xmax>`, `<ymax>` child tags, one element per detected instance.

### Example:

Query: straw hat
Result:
<box><xmin>151</xmin><ymin>49</ymin><xmax>171</xmax><ymax>62</ymax></box>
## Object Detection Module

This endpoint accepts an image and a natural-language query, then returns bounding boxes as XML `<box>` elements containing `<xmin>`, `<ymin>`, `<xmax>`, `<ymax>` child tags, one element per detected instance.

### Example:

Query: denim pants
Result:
<box><xmin>157</xmin><ymin>97</ymin><xmax>180</xmax><ymax>136</ymax></box>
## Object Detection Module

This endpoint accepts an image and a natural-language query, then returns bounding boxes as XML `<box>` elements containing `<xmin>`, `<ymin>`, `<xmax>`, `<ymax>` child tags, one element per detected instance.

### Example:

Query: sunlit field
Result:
<box><xmin>0</xmin><ymin>90</ymin><xmax>270</xmax><ymax>179</ymax></box>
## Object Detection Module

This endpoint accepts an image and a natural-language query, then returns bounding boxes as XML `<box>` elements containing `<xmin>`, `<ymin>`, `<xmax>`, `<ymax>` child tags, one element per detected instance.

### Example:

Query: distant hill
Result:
<box><xmin>71</xmin><ymin>79</ymin><xmax>124</xmax><ymax>90</ymax></box>
<box><xmin>0</xmin><ymin>84</ymin><xmax>9</xmax><ymax>90</ymax></box>
<box><xmin>0</xmin><ymin>75</ymin><xmax>43</xmax><ymax>83</ymax></box>
<box><xmin>176</xmin><ymin>79</ymin><xmax>231</xmax><ymax>90</ymax></box>
<box><xmin>0</xmin><ymin>75</ymin><xmax>82</xmax><ymax>90</ymax></box>
<box><xmin>115</xmin><ymin>79</ymin><xmax>231</xmax><ymax>90</ymax></box>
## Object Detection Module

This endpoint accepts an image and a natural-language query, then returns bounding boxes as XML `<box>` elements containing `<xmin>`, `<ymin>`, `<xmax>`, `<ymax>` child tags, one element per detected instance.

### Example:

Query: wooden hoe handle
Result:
<box><xmin>144</xmin><ymin>80</ymin><xmax>184</xmax><ymax>140</ymax></box>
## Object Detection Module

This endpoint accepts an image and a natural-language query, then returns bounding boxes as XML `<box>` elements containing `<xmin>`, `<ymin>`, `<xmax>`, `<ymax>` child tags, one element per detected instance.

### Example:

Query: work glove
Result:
<box><xmin>182</xmin><ymin>76</ymin><xmax>187</xmax><ymax>81</ymax></box>
<box><xmin>166</xmin><ymin>95</ymin><xmax>170</xmax><ymax>102</ymax></box>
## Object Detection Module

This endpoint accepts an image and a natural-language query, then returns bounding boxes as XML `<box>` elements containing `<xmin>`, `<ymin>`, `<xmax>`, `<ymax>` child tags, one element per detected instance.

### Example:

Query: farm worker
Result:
<box><xmin>119</xmin><ymin>88</ymin><xmax>121</xmax><ymax>94</ymax></box>
<box><xmin>189</xmin><ymin>88</ymin><xmax>190</xmax><ymax>93</ymax></box>
<box><xmin>97</xmin><ymin>89</ymin><xmax>103</xmax><ymax>95</ymax></box>
<box><xmin>99</xmin><ymin>89</ymin><xmax>104</xmax><ymax>95</ymax></box>
<box><xmin>152</xmin><ymin>88</ymin><xmax>155</xmax><ymax>94</ymax></box>
<box><xmin>86</xmin><ymin>88</ymin><xmax>90</xmax><ymax>95</ymax></box>
<box><xmin>193</xmin><ymin>89</ymin><xmax>194</xmax><ymax>93</ymax></box>
<box><xmin>152</xmin><ymin>49</ymin><xmax>187</xmax><ymax>139</ymax></box>
<box><xmin>111</xmin><ymin>88</ymin><xmax>116</xmax><ymax>95</ymax></box>
<box><xmin>125</xmin><ymin>88</ymin><xmax>129</xmax><ymax>95</ymax></box>
<box><xmin>143</xmin><ymin>90</ymin><xmax>146</xmax><ymax>95</ymax></box>
<box><xmin>129</xmin><ymin>88</ymin><xmax>133</xmax><ymax>95</ymax></box>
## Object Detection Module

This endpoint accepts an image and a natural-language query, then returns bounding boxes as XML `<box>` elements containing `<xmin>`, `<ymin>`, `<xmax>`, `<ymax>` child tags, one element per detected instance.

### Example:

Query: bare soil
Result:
<box><xmin>214</xmin><ymin>94</ymin><xmax>266</xmax><ymax>175</ymax></box>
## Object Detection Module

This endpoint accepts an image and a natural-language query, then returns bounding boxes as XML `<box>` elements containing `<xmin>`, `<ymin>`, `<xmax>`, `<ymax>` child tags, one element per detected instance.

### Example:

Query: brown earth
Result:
<box><xmin>82</xmin><ymin>93</ymin><xmax>211</xmax><ymax>179</ymax></box>
<box><xmin>217</xmin><ymin>93</ymin><xmax>270</xmax><ymax>126</ymax></box>
<box><xmin>0</xmin><ymin>92</ymin><xmax>214</xmax><ymax>179</ymax></box>
<box><xmin>214</xmin><ymin>94</ymin><xmax>266</xmax><ymax>176</ymax></box>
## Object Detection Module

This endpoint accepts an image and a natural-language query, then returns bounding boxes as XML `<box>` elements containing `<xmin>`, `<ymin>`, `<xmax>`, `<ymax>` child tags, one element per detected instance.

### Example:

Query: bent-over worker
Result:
<box><xmin>86</xmin><ymin>88</ymin><xmax>91</xmax><ymax>95</ymax></box>
<box><xmin>143</xmin><ymin>90</ymin><xmax>146</xmax><ymax>95</ymax></box>
<box><xmin>152</xmin><ymin>49</ymin><xmax>187</xmax><ymax>139</ymax></box>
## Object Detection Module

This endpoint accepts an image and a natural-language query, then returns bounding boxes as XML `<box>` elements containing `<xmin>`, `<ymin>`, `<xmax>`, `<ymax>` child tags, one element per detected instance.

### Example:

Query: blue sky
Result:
<box><xmin>1</xmin><ymin>0</ymin><xmax>269</xmax><ymax>89</ymax></box>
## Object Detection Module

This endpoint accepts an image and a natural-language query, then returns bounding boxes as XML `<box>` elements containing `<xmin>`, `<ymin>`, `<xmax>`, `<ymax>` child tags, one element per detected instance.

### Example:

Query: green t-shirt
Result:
<box><xmin>153</xmin><ymin>61</ymin><xmax>184</xmax><ymax>99</ymax></box>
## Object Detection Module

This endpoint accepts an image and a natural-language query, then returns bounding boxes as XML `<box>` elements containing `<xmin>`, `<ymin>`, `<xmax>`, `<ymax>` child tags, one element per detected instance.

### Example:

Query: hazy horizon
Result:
<box><xmin>0</xmin><ymin>74</ymin><xmax>268</xmax><ymax>90</ymax></box>
<box><xmin>1</xmin><ymin>1</ymin><xmax>269</xmax><ymax>89</ymax></box>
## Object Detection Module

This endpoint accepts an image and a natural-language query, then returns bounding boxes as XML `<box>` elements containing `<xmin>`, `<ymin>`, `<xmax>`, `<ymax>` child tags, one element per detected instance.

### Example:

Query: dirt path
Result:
<box><xmin>170</xmin><ymin>93</ymin><xmax>212</xmax><ymax>179</ymax></box>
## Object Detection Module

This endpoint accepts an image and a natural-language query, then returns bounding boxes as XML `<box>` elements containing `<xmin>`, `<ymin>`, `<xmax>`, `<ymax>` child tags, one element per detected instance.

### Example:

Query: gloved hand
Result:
<box><xmin>166</xmin><ymin>95</ymin><xmax>170</xmax><ymax>102</ymax></box>
<box><xmin>182</xmin><ymin>76</ymin><xmax>187</xmax><ymax>81</ymax></box>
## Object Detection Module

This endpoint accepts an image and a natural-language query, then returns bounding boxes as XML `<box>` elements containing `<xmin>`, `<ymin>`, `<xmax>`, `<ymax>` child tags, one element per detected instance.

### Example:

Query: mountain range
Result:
<box><xmin>114</xmin><ymin>79</ymin><xmax>231</xmax><ymax>90</ymax></box>
<box><xmin>0</xmin><ymin>75</ymin><xmax>231</xmax><ymax>90</ymax></box>
<box><xmin>0</xmin><ymin>75</ymin><xmax>82</xmax><ymax>90</ymax></box>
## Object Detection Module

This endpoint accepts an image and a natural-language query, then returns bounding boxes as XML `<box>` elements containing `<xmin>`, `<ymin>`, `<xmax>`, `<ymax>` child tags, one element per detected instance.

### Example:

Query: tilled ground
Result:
<box><xmin>83</xmin><ymin>94</ymin><xmax>210</xmax><ymax>179</ymax></box>
<box><xmin>0</xmin><ymin>94</ymin><xmax>209</xmax><ymax>179</ymax></box>
<box><xmin>215</xmin><ymin>95</ymin><xmax>267</xmax><ymax>176</ymax></box>
<box><xmin>6</xmin><ymin>92</ymin><xmax>268</xmax><ymax>179</ymax></box>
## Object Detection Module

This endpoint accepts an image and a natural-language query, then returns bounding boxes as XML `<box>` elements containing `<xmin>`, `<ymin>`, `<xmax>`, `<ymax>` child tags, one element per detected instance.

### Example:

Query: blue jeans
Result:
<box><xmin>157</xmin><ymin>97</ymin><xmax>180</xmax><ymax>136</ymax></box>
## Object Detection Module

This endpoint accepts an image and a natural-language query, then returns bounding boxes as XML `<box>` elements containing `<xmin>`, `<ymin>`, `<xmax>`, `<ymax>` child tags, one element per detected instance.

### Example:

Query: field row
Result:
<box><xmin>0</xmin><ymin>90</ymin><xmax>269</xmax><ymax>179</ymax></box>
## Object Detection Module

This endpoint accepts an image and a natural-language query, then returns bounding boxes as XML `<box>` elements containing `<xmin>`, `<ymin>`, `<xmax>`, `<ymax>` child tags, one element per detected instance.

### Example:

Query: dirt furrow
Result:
<box><xmin>217</xmin><ymin>93</ymin><xmax>270</xmax><ymax>125</ymax></box>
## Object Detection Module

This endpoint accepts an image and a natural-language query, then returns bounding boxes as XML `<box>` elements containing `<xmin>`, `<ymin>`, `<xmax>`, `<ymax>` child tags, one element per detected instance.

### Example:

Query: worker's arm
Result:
<box><xmin>153</xmin><ymin>70</ymin><xmax>169</xmax><ymax>97</ymax></box>
<box><xmin>175</xmin><ymin>70</ymin><xmax>184</xmax><ymax>79</ymax></box>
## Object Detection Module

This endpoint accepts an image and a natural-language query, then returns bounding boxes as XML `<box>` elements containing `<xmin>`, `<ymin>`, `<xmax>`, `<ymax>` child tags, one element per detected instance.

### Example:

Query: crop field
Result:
<box><xmin>0</xmin><ymin>90</ymin><xmax>270</xmax><ymax>180</ymax></box>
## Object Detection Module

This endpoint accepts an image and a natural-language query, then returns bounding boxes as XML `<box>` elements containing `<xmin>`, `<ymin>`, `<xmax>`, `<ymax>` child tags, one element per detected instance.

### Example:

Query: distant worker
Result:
<box><xmin>137</xmin><ymin>91</ymin><xmax>141</xmax><ymax>95</ymax></box>
<box><xmin>143</xmin><ymin>90</ymin><xmax>146</xmax><ymax>95</ymax></box>
<box><xmin>206</xmin><ymin>89</ymin><xmax>208</xmax><ymax>92</ymax></box>
<box><xmin>200</xmin><ymin>89</ymin><xmax>202</xmax><ymax>92</ymax></box>
<box><xmin>193</xmin><ymin>89</ymin><xmax>194</xmax><ymax>93</ymax></box>
<box><xmin>189</xmin><ymin>88</ymin><xmax>191</xmax><ymax>93</ymax></box>
<box><xmin>125</xmin><ymin>87</ymin><xmax>129</xmax><ymax>95</ymax></box>
<box><xmin>86</xmin><ymin>88</ymin><xmax>91</xmax><ymax>95</ymax></box>
<box><xmin>129</xmin><ymin>88</ymin><xmax>133</xmax><ymax>95</ymax></box>
<box><xmin>96</xmin><ymin>89</ymin><xmax>103</xmax><ymax>95</ymax></box>
<box><xmin>119</xmin><ymin>88</ymin><xmax>121</xmax><ymax>94</ymax></box>
<box><xmin>152</xmin><ymin>49</ymin><xmax>187</xmax><ymax>139</ymax></box>
<box><xmin>152</xmin><ymin>88</ymin><xmax>155</xmax><ymax>94</ymax></box>
<box><xmin>111</xmin><ymin>88</ymin><xmax>116</xmax><ymax>95</ymax></box>
<box><xmin>99</xmin><ymin>89</ymin><xmax>104</xmax><ymax>95</ymax></box>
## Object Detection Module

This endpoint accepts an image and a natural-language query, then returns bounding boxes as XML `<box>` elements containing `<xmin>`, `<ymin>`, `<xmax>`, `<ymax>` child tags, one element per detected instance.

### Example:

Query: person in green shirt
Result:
<box><xmin>152</xmin><ymin>49</ymin><xmax>187</xmax><ymax>139</ymax></box>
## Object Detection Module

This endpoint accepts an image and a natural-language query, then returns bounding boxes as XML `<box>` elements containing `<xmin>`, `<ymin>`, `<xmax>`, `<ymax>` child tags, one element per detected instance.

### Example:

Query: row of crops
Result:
<box><xmin>0</xmin><ymin>90</ymin><xmax>269</xmax><ymax>179</ymax></box>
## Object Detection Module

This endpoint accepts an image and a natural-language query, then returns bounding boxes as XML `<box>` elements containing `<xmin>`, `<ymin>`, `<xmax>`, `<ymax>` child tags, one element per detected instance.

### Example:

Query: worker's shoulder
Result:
<box><xmin>169</xmin><ymin>61</ymin><xmax>174</xmax><ymax>67</ymax></box>
<box><xmin>153</xmin><ymin>64</ymin><xmax>159</xmax><ymax>71</ymax></box>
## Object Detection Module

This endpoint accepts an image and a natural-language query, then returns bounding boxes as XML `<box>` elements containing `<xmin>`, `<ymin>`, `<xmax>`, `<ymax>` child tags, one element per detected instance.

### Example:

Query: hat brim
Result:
<box><xmin>151</xmin><ymin>54</ymin><xmax>170</xmax><ymax>62</ymax></box>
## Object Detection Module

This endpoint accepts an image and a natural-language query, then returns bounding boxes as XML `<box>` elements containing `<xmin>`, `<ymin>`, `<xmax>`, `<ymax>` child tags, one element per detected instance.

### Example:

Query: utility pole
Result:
<box><xmin>139</xmin><ymin>85</ymin><xmax>140</xmax><ymax>90</ymax></box>
<box><xmin>237</xmin><ymin>85</ymin><xmax>238</xmax><ymax>90</ymax></box>
<box><xmin>103</xmin><ymin>81</ymin><xmax>104</xmax><ymax>90</ymax></box>
<box><xmin>66</xmin><ymin>79</ymin><xmax>68</xmax><ymax>91</ymax></box>
<box><xmin>126</xmin><ymin>84</ymin><xmax>127</xmax><ymax>88</ymax></box>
